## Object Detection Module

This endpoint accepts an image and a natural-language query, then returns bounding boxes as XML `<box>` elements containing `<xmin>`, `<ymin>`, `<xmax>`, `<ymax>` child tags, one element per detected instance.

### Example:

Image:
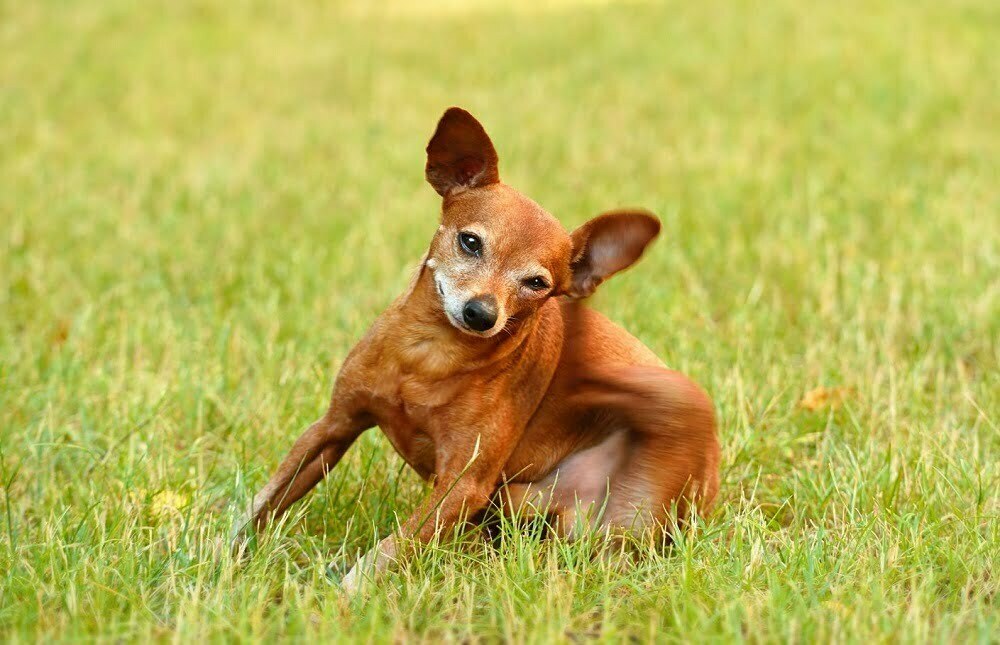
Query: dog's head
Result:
<box><xmin>423</xmin><ymin>107</ymin><xmax>660</xmax><ymax>338</ymax></box>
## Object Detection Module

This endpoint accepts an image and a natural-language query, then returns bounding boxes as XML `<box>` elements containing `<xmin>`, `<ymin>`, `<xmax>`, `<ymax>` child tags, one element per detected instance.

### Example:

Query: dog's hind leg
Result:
<box><xmin>571</xmin><ymin>365</ymin><xmax>721</xmax><ymax>541</ymax></box>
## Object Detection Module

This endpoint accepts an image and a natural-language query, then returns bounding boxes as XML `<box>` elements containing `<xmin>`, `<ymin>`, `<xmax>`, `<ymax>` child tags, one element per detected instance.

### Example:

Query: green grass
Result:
<box><xmin>1</xmin><ymin>0</ymin><xmax>998</xmax><ymax>640</ymax></box>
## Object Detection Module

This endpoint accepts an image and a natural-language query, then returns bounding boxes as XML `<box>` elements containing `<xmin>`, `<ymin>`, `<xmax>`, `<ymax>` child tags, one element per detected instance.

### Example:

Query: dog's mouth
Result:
<box><xmin>433</xmin><ymin>276</ymin><xmax>506</xmax><ymax>338</ymax></box>
<box><xmin>435</xmin><ymin>279</ymin><xmax>501</xmax><ymax>338</ymax></box>
<box><xmin>450</xmin><ymin>314</ymin><xmax>510</xmax><ymax>339</ymax></box>
<box><xmin>443</xmin><ymin>305</ymin><xmax>494</xmax><ymax>338</ymax></box>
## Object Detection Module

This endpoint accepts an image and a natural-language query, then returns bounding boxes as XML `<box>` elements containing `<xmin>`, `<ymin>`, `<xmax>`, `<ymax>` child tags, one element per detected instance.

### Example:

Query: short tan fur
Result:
<box><xmin>235</xmin><ymin>108</ymin><xmax>721</xmax><ymax>592</ymax></box>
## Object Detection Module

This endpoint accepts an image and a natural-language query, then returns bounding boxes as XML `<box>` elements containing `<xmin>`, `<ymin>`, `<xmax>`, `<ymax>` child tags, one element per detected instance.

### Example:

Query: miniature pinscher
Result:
<box><xmin>234</xmin><ymin>108</ymin><xmax>720</xmax><ymax>592</ymax></box>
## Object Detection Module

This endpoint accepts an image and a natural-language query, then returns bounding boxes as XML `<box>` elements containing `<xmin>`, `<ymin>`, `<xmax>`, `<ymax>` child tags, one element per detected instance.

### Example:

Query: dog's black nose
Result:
<box><xmin>462</xmin><ymin>296</ymin><xmax>498</xmax><ymax>332</ymax></box>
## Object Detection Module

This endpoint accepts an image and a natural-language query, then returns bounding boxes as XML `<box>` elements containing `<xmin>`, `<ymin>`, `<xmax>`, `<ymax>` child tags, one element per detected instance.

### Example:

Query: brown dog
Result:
<box><xmin>234</xmin><ymin>108</ymin><xmax>720</xmax><ymax>592</ymax></box>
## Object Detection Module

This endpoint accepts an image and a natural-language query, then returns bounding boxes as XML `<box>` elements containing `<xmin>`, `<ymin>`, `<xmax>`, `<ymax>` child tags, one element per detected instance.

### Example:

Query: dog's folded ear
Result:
<box><xmin>565</xmin><ymin>210</ymin><xmax>661</xmax><ymax>298</ymax></box>
<box><xmin>425</xmin><ymin>107</ymin><xmax>500</xmax><ymax>197</ymax></box>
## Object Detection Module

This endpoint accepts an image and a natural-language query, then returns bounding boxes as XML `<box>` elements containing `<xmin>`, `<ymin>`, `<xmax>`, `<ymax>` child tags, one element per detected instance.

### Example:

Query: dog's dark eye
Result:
<box><xmin>458</xmin><ymin>232</ymin><xmax>482</xmax><ymax>257</ymax></box>
<box><xmin>523</xmin><ymin>276</ymin><xmax>549</xmax><ymax>291</ymax></box>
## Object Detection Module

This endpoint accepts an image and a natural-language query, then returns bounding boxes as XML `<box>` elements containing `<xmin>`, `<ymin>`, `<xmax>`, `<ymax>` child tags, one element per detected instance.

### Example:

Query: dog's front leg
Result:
<box><xmin>341</xmin><ymin>430</ymin><xmax>509</xmax><ymax>594</ymax></box>
<box><xmin>232</xmin><ymin>397</ymin><xmax>372</xmax><ymax>549</ymax></box>
<box><xmin>341</xmin><ymin>476</ymin><xmax>496</xmax><ymax>593</ymax></box>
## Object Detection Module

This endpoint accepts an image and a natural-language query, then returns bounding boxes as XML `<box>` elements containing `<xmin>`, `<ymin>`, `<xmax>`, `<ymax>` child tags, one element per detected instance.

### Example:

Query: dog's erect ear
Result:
<box><xmin>565</xmin><ymin>210</ymin><xmax>661</xmax><ymax>298</ymax></box>
<box><xmin>425</xmin><ymin>107</ymin><xmax>500</xmax><ymax>197</ymax></box>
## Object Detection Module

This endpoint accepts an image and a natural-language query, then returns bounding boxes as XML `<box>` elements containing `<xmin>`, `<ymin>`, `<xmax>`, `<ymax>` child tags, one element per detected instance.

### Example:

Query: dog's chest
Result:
<box><xmin>365</xmin><ymin>375</ymin><xmax>461</xmax><ymax>480</ymax></box>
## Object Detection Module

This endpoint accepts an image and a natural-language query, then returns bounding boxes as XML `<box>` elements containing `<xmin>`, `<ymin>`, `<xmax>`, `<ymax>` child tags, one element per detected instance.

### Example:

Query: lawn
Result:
<box><xmin>1</xmin><ymin>0</ymin><xmax>997</xmax><ymax>641</ymax></box>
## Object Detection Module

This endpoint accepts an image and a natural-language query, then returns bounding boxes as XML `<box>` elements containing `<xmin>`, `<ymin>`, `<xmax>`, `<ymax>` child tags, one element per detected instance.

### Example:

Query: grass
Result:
<box><xmin>1</xmin><ymin>0</ymin><xmax>998</xmax><ymax>640</ymax></box>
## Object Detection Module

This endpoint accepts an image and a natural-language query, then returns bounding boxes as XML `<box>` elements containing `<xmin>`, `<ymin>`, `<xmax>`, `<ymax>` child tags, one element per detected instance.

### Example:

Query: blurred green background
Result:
<box><xmin>1</xmin><ymin>0</ymin><xmax>997</xmax><ymax>640</ymax></box>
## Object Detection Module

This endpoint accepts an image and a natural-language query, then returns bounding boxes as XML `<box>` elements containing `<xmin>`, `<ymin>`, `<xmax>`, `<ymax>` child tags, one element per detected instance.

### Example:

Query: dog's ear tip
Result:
<box><xmin>646</xmin><ymin>213</ymin><xmax>662</xmax><ymax>238</ymax></box>
<box><xmin>615</xmin><ymin>209</ymin><xmax>662</xmax><ymax>242</ymax></box>
<box><xmin>633</xmin><ymin>211</ymin><xmax>661</xmax><ymax>235</ymax></box>
<box><xmin>438</xmin><ymin>106</ymin><xmax>479</xmax><ymax>125</ymax></box>
<box><xmin>615</xmin><ymin>208</ymin><xmax>661</xmax><ymax>228</ymax></box>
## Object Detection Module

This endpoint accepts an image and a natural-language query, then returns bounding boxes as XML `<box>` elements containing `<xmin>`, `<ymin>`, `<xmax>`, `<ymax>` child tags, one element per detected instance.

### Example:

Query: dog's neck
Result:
<box><xmin>389</xmin><ymin>263</ymin><xmax>542</xmax><ymax>379</ymax></box>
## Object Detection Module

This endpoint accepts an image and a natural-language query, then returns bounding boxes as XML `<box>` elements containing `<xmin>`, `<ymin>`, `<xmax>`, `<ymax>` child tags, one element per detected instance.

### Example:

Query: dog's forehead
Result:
<box><xmin>444</xmin><ymin>185</ymin><xmax>569</xmax><ymax>260</ymax></box>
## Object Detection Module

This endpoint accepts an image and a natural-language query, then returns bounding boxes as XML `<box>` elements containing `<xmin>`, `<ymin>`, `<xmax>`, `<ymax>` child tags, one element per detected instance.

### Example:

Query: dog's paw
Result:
<box><xmin>340</xmin><ymin>562</ymin><xmax>368</xmax><ymax>596</ymax></box>
<box><xmin>337</xmin><ymin>537</ymin><xmax>396</xmax><ymax>595</ymax></box>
